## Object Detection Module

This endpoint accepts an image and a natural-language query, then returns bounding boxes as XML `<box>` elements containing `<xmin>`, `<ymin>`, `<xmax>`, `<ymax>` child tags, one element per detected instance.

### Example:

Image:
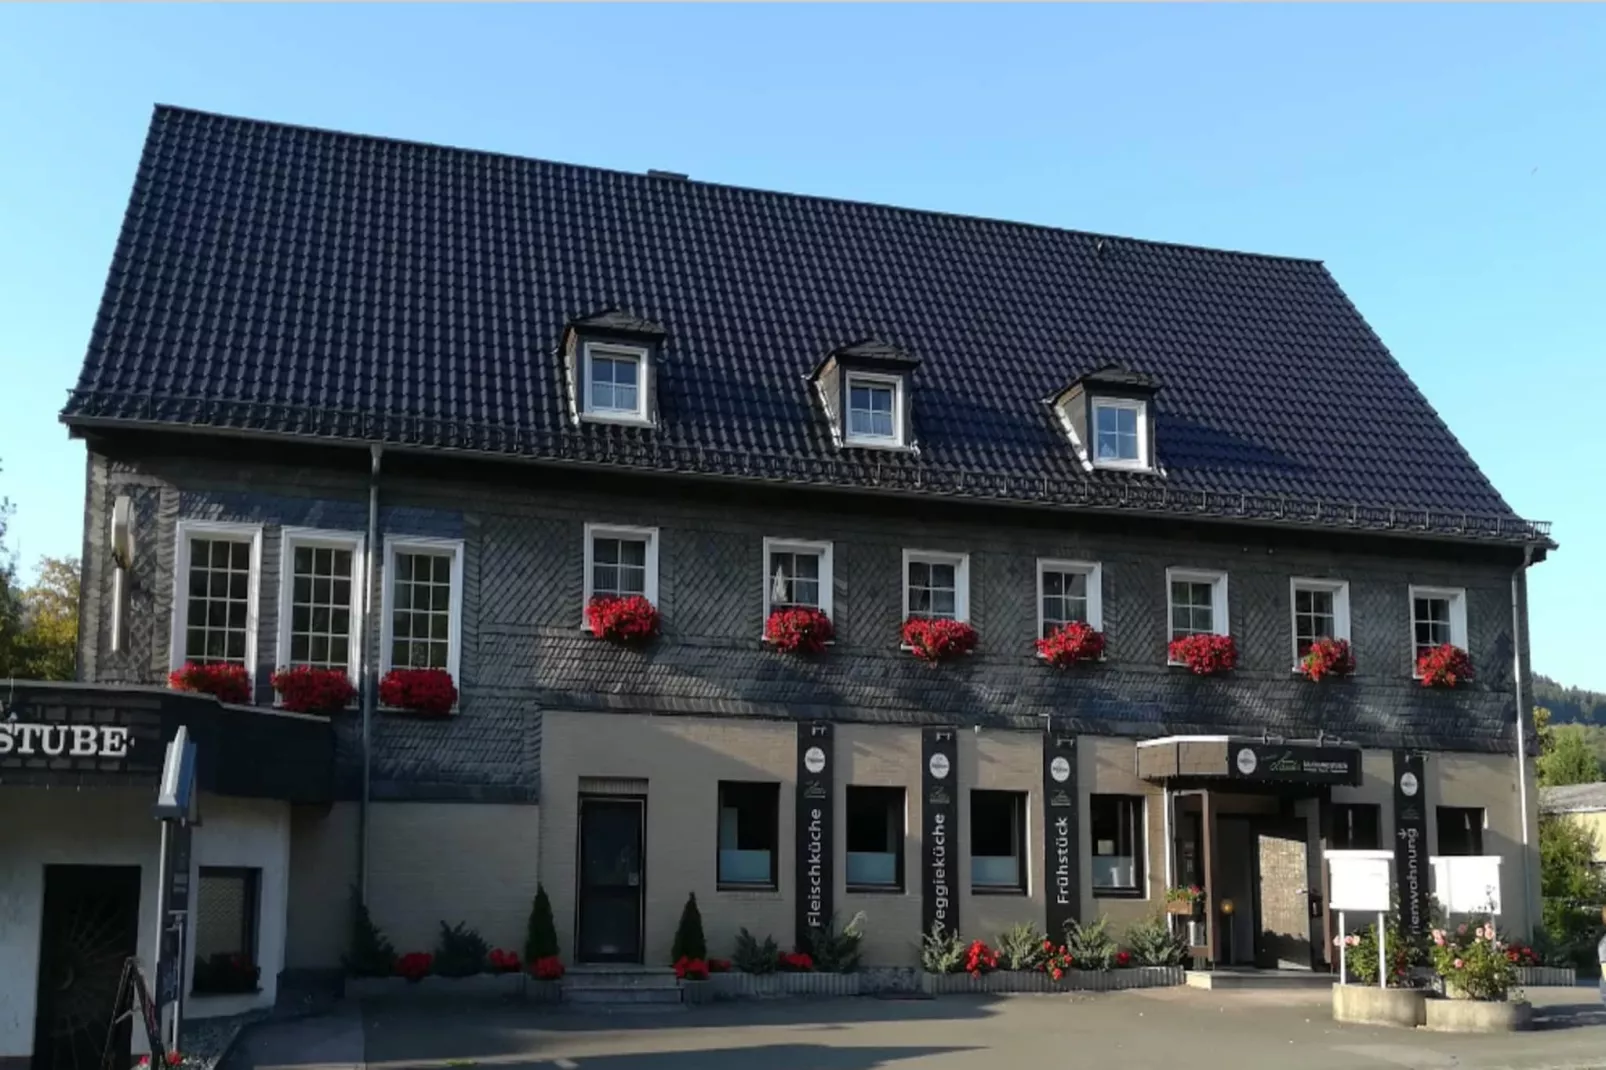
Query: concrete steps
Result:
<box><xmin>1186</xmin><ymin>968</ymin><xmax>1335</xmax><ymax>991</ymax></box>
<box><xmin>562</xmin><ymin>965</ymin><xmax>684</xmax><ymax>1006</ymax></box>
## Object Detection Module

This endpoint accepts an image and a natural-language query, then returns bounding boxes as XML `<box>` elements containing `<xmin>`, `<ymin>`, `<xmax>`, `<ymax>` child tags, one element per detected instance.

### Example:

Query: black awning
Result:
<box><xmin>1137</xmin><ymin>736</ymin><xmax>1362</xmax><ymax>788</ymax></box>
<box><xmin>0</xmin><ymin>682</ymin><xmax>333</xmax><ymax>803</ymax></box>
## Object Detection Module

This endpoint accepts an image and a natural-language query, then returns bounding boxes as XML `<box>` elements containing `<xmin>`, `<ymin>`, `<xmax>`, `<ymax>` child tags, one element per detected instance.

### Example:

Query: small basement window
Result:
<box><xmin>192</xmin><ymin>867</ymin><xmax>261</xmax><ymax>995</ymax></box>
<box><xmin>1091</xmin><ymin>398</ymin><xmax>1148</xmax><ymax>469</ymax></box>
<box><xmin>971</xmin><ymin>790</ymin><xmax>1027</xmax><ymax>893</ymax></box>
<box><xmin>844</xmin><ymin>372</ymin><xmax>903</xmax><ymax>447</ymax></box>
<box><xmin>845</xmin><ymin>786</ymin><xmax>905</xmax><ymax>891</ymax></box>
<box><xmin>718</xmin><ymin>781</ymin><xmax>779</xmax><ymax>889</ymax></box>
<box><xmin>581</xmin><ymin>342</ymin><xmax>650</xmax><ymax>423</ymax></box>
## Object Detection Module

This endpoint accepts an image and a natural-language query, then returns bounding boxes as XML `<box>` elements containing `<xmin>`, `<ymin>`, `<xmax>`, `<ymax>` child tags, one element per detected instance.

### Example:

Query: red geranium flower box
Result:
<box><xmin>168</xmin><ymin>661</ymin><xmax>251</xmax><ymax>704</ymax></box>
<box><xmin>1036</xmin><ymin>621</ymin><xmax>1106</xmax><ymax>666</ymax></box>
<box><xmin>1298</xmin><ymin>637</ymin><xmax>1355</xmax><ymax>682</ymax></box>
<box><xmin>529</xmin><ymin>955</ymin><xmax>565</xmax><ymax>981</ymax></box>
<box><xmin>901</xmin><ymin>618</ymin><xmax>978</xmax><ymax>662</ymax></box>
<box><xmin>1417</xmin><ymin>643</ymin><xmax>1473</xmax><ymax>688</ymax></box>
<box><xmin>964</xmin><ymin>939</ymin><xmax>998</xmax><ymax>978</ymax></box>
<box><xmin>270</xmin><ymin>666</ymin><xmax>356</xmax><ymax>713</ymax></box>
<box><xmin>764</xmin><ymin>607</ymin><xmax>834</xmax><ymax>654</ymax></box>
<box><xmin>486</xmin><ymin>948</ymin><xmax>521</xmax><ymax>974</ymax></box>
<box><xmin>673</xmin><ymin>956</ymin><xmax>710</xmax><ymax>981</ymax></box>
<box><xmin>585</xmin><ymin>595</ymin><xmax>661</xmax><ymax>644</ymax></box>
<box><xmin>777</xmin><ymin>951</ymin><xmax>814</xmax><ymax>972</ymax></box>
<box><xmin>1167</xmin><ymin>634</ymin><xmax>1238</xmax><ymax>675</ymax></box>
<box><xmin>378</xmin><ymin>668</ymin><xmax>457</xmax><ymax>716</ymax></box>
<box><xmin>395</xmin><ymin>951</ymin><xmax>433</xmax><ymax>983</ymax></box>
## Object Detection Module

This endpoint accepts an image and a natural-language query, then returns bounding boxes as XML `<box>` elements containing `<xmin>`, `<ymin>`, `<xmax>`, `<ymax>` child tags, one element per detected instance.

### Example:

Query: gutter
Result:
<box><xmin>360</xmin><ymin>445</ymin><xmax>382</xmax><ymax>903</ymax></box>
<box><xmin>1511</xmin><ymin>542</ymin><xmax>1537</xmax><ymax>936</ymax></box>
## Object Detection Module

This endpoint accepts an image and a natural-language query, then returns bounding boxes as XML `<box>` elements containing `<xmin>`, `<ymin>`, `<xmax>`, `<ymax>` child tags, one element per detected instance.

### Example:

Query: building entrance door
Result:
<box><xmin>576</xmin><ymin>797</ymin><xmax>645</xmax><ymax>963</ymax></box>
<box><xmin>1254</xmin><ymin>822</ymin><xmax>1313</xmax><ymax>970</ymax></box>
<box><xmin>32</xmin><ymin>865</ymin><xmax>142</xmax><ymax>1070</ymax></box>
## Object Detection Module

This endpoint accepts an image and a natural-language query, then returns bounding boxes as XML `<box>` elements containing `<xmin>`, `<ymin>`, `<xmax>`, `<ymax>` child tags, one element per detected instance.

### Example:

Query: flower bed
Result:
<box><xmin>168</xmin><ymin>662</ymin><xmax>251</xmax><ymax>704</ymax></box>
<box><xmin>902</xmin><ymin>618</ymin><xmax>978</xmax><ymax>662</ymax></box>
<box><xmin>270</xmin><ymin>666</ymin><xmax>356</xmax><ymax>714</ymax></box>
<box><xmin>378</xmin><ymin>668</ymin><xmax>457</xmax><ymax>716</ymax></box>
<box><xmin>1417</xmin><ymin>644</ymin><xmax>1473</xmax><ymax>688</ymax></box>
<box><xmin>1036</xmin><ymin>621</ymin><xmax>1105</xmax><ymax>666</ymax></box>
<box><xmin>1299</xmin><ymin>637</ymin><xmax>1355</xmax><ymax>681</ymax></box>
<box><xmin>1513</xmin><ymin>965</ymin><xmax>1575</xmax><ymax>987</ymax></box>
<box><xmin>1167</xmin><ymin>634</ymin><xmax>1237</xmax><ymax>675</ymax></box>
<box><xmin>764</xmin><ymin>607</ymin><xmax>834</xmax><ymax>654</ymax></box>
<box><xmin>586</xmin><ymin>595</ymin><xmax>661</xmax><ymax>644</ymax></box>
<box><xmin>921</xmin><ymin>966</ymin><xmax>1183</xmax><ymax>994</ymax></box>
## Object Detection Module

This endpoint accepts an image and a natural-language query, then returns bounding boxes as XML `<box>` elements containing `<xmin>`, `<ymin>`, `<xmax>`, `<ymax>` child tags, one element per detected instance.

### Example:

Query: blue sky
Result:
<box><xmin>0</xmin><ymin>5</ymin><xmax>1601</xmax><ymax>688</ymax></box>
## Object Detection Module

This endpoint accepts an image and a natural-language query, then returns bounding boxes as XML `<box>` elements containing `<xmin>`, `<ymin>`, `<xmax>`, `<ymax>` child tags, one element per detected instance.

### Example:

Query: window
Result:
<box><xmin>581</xmin><ymin>342</ymin><xmax>650</xmax><ymax>423</ymax></box>
<box><xmin>971</xmin><ymin>790</ymin><xmax>1027</xmax><ymax>893</ymax></box>
<box><xmin>277</xmin><ymin>530</ymin><xmax>363</xmax><ymax>680</ymax></box>
<box><xmin>192</xmin><ymin>867</ymin><xmax>260</xmax><ymax>995</ymax></box>
<box><xmin>845</xmin><ymin>786</ymin><xmax>905</xmax><ymax>891</ymax></box>
<box><xmin>1291</xmin><ymin>578</ymin><xmax>1351</xmax><ymax>662</ymax></box>
<box><xmin>1410</xmin><ymin>586</ymin><xmax>1467</xmax><ymax>664</ymax></box>
<box><xmin>1037</xmin><ymin>559</ymin><xmax>1102</xmax><ymax>638</ymax></box>
<box><xmin>1437</xmin><ymin>807</ymin><xmax>1485</xmax><ymax>856</ymax></box>
<box><xmin>583</xmin><ymin>525</ymin><xmax>660</xmax><ymax>619</ymax></box>
<box><xmin>762</xmin><ymin>538</ymin><xmax>834</xmax><ymax>622</ymax></box>
<box><xmin>717</xmin><ymin>782</ymin><xmax>779</xmax><ymax>889</ymax></box>
<box><xmin>1332</xmin><ymin>803</ymin><xmax>1381</xmax><ymax>850</ymax></box>
<box><xmin>1091</xmin><ymin>398</ymin><xmax>1148</xmax><ymax>469</ymax></box>
<box><xmin>170</xmin><ymin>521</ymin><xmax>262</xmax><ymax>678</ymax></box>
<box><xmin>843</xmin><ymin>372</ymin><xmax>903</xmax><ymax>447</ymax></box>
<box><xmin>903</xmin><ymin>550</ymin><xmax>970</xmax><ymax>622</ymax></box>
<box><xmin>1167</xmin><ymin>568</ymin><xmax>1228</xmax><ymax>643</ymax></box>
<box><xmin>380</xmin><ymin>537</ymin><xmax>463</xmax><ymax>679</ymax></box>
<box><xmin>1090</xmin><ymin>794</ymin><xmax>1145</xmax><ymax>896</ymax></box>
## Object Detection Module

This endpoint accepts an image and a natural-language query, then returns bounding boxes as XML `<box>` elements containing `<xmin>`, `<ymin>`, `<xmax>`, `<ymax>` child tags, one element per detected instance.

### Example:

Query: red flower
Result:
<box><xmin>1036</xmin><ymin>621</ymin><xmax>1106</xmax><ymax>666</ymax></box>
<box><xmin>673</xmin><ymin>956</ymin><xmax>710</xmax><ymax>981</ymax></box>
<box><xmin>1417</xmin><ymin>644</ymin><xmax>1473</xmax><ymax>689</ymax></box>
<box><xmin>168</xmin><ymin>662</ymin><xmax>251</xmax><ymax>704</ymax></box>
<box><xmin>764</xmin><ymin>607</ymin><xmax>835</xmax><ymax>654</ymax></box>
<box><xmin>378</xmin><ymin>668</ymin><xmax>457</xmax><ymax>716</ymax></box>
<box><xmin>1167</xmin><ymin>634</ymin><xmax>1238</xmax><ymax>675</ymax></box>
<box><xmin>166</xmin><ymin>1054</ymin><xmax>183</xmax><ymax>1067</ymax></box>
<box><xmin>585</xmin><ymin>595</ymin><xmax>661</xmax><ymax>644</ymax></box>
<box><xmin>270</xmin><ymin>666</ymin><xmax>356</xmax><ymax>714</ymax></box>
<box><xmin>707</xmin><ymin>958</ymin><xmax>732</xmax><ymax>973</ymax></box>
<box><xmin>964</xmin><ymin>939</ymin><xmax>999</xmax><ymax>977</ymax></box>
<box><xmin>529</xmin><ymin>955</ymin><xmax>565</xmax><ymax>981</ymax></box>
<box><xmin>395</xmin><ymin>951</ymin><xmax>433</xmax><ymax>982</ymax></box>
<box><xmin>901</xmin><ymin>618</ymin><xmax>978</xmax><ymax>662</ymax></box>
<box><xmin>1298</xmin><ymin>637</ymin><xmax>1355</xmax><ymax>682</ymax></box>
<box><xmin>778</xmin><ymin>951</ymin><xmax>815</xmax><ymax>972</ymax></box>
<box><xmin>487</xmin><ymin>948</ymin><xmax>521</xmax><ymax>974</ymax></box>
<box><xmin>1115</xmin><ymin>950</ymin><xmax>1132</xmax><ymax>968</ymax></box>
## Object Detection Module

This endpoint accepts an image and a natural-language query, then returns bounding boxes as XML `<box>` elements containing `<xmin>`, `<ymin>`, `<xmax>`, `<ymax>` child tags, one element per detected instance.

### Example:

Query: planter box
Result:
<box><xmin>1514</xmin><ymin>966</ymin><xmax>1575</xmax><ymax>988</ymax></box>
<box><xmin>526</xmin><ymin>979</ymin><xmax>563</xmax><ymax>1004</ymax></box>
<box><xmin>705</xmin><ymin>972</ymin><xmax>863</xmax><ymax>1000</ymax></box>
<box><xmin>921</xmin><ymin>967</ymin><xmax>1183</xmax><ymax>995</ymax></box>
<box><xmin>1424</xmin><ymin>997</ymin><xmax>1533</xmax><ymax>1033</ymax></box>
<box><xmin>346</xmin><ymin>973</ymin><xmax>525</xmax><ymax>1002</ymax></box>
<box><xmin>1332</xmin><ymin>984</ymin><xmax>1427</xmax><ymax>1028</ymax></box>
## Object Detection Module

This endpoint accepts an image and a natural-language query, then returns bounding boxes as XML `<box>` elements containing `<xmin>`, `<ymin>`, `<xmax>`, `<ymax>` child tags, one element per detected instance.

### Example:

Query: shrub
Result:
<box><xmin>343</xmin><ymin>889</ymin><xmax>396</xmax><ymax>978</ymax></box>
<box><xmin>525</xmin><ymin>883</ymin><xmax>560</xmax><ymax>963</ymax></box>
<box><xmin>921</xmin><ymin>923</ymin><xmax>966</xmax><ymax>974</ymax></box>
<box><xmin>1063</xmin><ymin>917</ymin><xmax>1118</xmax><ymax>971</ymax></box>
<box><xmin>1040</xmin><ymin>941</ymin><xmax>1075</xmax><ymax>981</ymax></box>
<box><xmin>585</xmin><ymin>595</ymin><xmax>661</xmax><ymax>643</ymax></box>
<box><xmin>764</xmin><ymin>607</ymin><xmax>834</xmax><ymax>654</ymax></box>
<box><xmin>1335</xmin><ymin>916</ymin><xmax>1412</xmax><ymax>986</ymax></box>
<box><xmin>270</xmin><ymin>665</ymin><xmax>356</xmax><ymax>713</ymax></box>
<box><xmin>732</xmin><ymin>928</ymin><xmax>780</xmax><ymax>974</ymax></box>
<box><xmin>1430</xmin><ymin>920</ymin><xmax>1516</xmax><ymax>999</ymax></box>
<box><xmin>1124</xmin><ymin>916</ymin><xmax>1188</xmax><ymax>968</ymax></box>
<box><xmin>801</xmin><ymin>911</ymin><xmax>865</xmax><ymax>973</ymax></box>
<box><xmin>901</xmin><ymin>618</ymin><xmax>978</xmax><ymax>662</ymax></box>
<box><xmin>670</xmin><ymin>893</ymin><xmax>708</xmax><ymax>963</ymax></box>
<box><xmin>1167</xmin><ymin>634</ymin><xmax>1237</xmax><ymax>675</ymax></box>
<box><xmin>1036</xmin><ymin>621</ymin><xmax>1105</xmax><ymax>666</ymax></box>
<box><xmin>995</xmin><ymin>923</ymin><xmax>1049</xmax><ymax>972</ymax></box>
<box><xmin>433</xmin><ymin>920</ymin><xmax>490</xmax><ymax>979</ymax></box>
<box><xmin>378</xmin><ymin>667</ymin><xmax>457</xmax><ymax>715</ymax></box>
<box><xmin>168</xmin><ymin>661</ymin><xmax>251</xmax><ymax>703</ymax></box>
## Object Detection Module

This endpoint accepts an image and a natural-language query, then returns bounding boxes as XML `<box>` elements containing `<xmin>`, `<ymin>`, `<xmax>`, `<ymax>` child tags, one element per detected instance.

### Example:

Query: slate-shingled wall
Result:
<box><xmin>78</xmin><ymin>446</ymin><xmax>1530</xmax><ymax>804</ymax></box>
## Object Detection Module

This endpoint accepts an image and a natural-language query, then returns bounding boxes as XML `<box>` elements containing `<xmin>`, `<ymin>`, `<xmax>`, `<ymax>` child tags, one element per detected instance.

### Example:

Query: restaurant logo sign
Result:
<box><xmin>795</xmin><ymin>722</ymin><xmax>834</xmax><ymax>949</ymax></box>
<box><xmin>1043</xmin><ymin>732</ymin><xmax>1079</xmax><ymax>940</ymax></box>
<box><xmin>922</xmin><ymin>727</ymin><xmax>959</xmax><ymax>938</ymax></box>
<box><xmin>1228</xmin><ymin>743</ymin><xmax>1360</xmax><ymax>785</ymax></box>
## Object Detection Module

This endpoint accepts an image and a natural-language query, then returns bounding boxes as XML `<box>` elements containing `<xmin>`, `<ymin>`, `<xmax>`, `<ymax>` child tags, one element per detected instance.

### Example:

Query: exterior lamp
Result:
<box><xmin>1220</xmin><ymin>898</ymin><xmax>1235</xmax><ymax>916</ymax></box>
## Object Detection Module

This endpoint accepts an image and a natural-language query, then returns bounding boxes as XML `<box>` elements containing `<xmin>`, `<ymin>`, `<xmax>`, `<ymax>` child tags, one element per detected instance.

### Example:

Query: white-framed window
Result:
<box><xmin>1410</xmin><ymin>585</ymin><xmax>1467</xmax><ymax>665</ymax></box>
<box><xmin>1166</xmin><ymin>567</ymin><xmax>1228</xmax><ymax>646</ymax></box>
<box><xmin>379</xmin><ymin>536</ymin><xmax>464</xmax><ymax>679</ymax></box>
<box><xmin>843</xmin><ymin>371</ymin><xmax>904</xmax><ymax>447</ymax></box>
<box><xmin>580</xmin><ymin>341</ymin><xmax>651</xmax><ymax>424</ymax></box>
<box><xmin>903</xmin><ymin>549</ymin><xmax>970</xmax><ymax>622</ymax></box>
<box><xmin>276</xmin><ymin>529</ymin><xmax>364</xmax><ymax>680</ymax></box>
<box><xmin>761</xmin><ymin>538</ymin><xmax>834</xmax><ymax>622</ymax></box>
<box><xmin>169</xmin><ymin>520</ymin><xmax>263</xmax><ymax>679</ymax></box>
<box><xmin>1290</xmin><ymin>577</ymin><xmax>1351</xmax><ymax>664</ymax></box>
<box><xmin>583</xmin><ymin>524</ymin><xmax>660</xmax><ymax>622</ymax></box>
<box><xmin>1091</xmin><ymin>397</ymin><xmax>1150</xmax><ymax>470</ymax></box>
<box><xmin>1037</xmin><ymin>559</ymin><xmax>1103</xmax><ymax>638</ymax></box>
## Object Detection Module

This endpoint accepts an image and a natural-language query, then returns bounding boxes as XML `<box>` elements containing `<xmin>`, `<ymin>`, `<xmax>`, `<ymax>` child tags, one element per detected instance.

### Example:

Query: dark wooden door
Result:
<box><xmin>1254</xmin><ymin>824</ymin><xmax>1312</xmax><ymax>970</ymax></box>
<box><xmin>577</xmin><ymin>798</ymin><xmax>645</xmax><ymax>963</ymax></box>
<box><xmin>33</xmin><ymin>866</ymin><xmax>142</xmax><ymax>1070</ymax></box>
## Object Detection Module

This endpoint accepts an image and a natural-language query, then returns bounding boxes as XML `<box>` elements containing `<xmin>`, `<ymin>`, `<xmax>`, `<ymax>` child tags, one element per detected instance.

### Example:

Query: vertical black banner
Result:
<box><xmin>1043</xmin><ymin>731</ymin><xmax>1079</xmax><ymax>941</ymax></box>
<box><xmin>795</xmin><ymin>721</ymin><xmax>834</xmax><ymax>949</ymax></box>
<box><xmin>1393</xmin><ymin>750</ymin><xmax>1429</xmax><ymax>938</ymax></box>
<box><xmin>922</xmin><ymin>727</ymin><xmax>959</xmax><ymax>939</ymax></box>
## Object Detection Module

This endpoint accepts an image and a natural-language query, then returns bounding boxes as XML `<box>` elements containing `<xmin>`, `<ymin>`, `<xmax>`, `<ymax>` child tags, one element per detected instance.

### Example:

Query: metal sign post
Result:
<box><xmin>152</xmin><ymin>727</ymin><xmax>198</xmax><ymax>1055</ymax></box>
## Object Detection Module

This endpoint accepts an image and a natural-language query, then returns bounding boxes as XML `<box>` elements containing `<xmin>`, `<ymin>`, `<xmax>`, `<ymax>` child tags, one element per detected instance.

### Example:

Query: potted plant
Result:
<box><xmin>901</xmin><ymin>618</ymin><xmax>978</xmax><ymax>662</ymax></box>
<box><xmin>585</xmin><ymin>594</ymin><xmax>661</xmax><ymax>644</ymax></box>
<box><xmin>1417</xmin><ymin>644</ymin><xmax>1473</xmax><ymax>689</ymax></box>
<box><xmin>270</xmin><ymin>665</ymin><xmax>356</xmax><ymax>713</ymax></box>
<box><xmin>1036</xmin><ymin>621</ymin><xmax>1105</xmax><ymax>666</ymax></box>
<box><xmin>764</xmin><ymin>606</ymin><xmax>834</xmax><ymax>654</ymax></box>
<box><xmin>1165</xmin><ymin>885</ymin><xmax>1204</xmax><ymax>916</ymax></box>
<box><xmin>1299</xmin><ymin>637</ymin><xmax>1355</xmax><ymax>681</ymax></box>
<box><xmin>1167</xmin><ymin>634</ymin><xmax>1237</xmax><ymax>675</ymax></box>
<box><xmin>378</xmin><ymin>667</ymin><xmax>457</xmax><ymax>716</ymax></box>
<box><xmin>964</xmin><ymin>939</ymin><xmax>999</xmax><ymax>978</ymax></box>
<box><xmin>1431</xmin><ymin>922</ymin><xmax>1517</xmax><ymax>1000</ymax></box>
<box><xmin>168</xmin><ymin>661</ymin><xmax>251</xmax><ymax>704</ymax></box>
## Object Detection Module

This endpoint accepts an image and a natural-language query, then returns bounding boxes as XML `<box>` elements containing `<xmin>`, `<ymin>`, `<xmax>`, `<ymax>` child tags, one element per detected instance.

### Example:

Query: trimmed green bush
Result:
<box><xmin>343</xmin><ymin>888</ymin><xmax>396</xmax><ymax>978</ymax></box>
<box><xmin>670</xmin><ymin>892</ymin><xmax>708</xmax><ymax>962</ymax></box>
<box><xmin>525</xmin><ymin>883</ymin><xmax>560</xmax><ymax>963</ymax></box>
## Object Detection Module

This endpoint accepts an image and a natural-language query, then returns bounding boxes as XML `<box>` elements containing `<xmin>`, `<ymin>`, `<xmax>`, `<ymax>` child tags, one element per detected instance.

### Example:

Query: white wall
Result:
<box><xmin>0</xmin><ymin>789</ymin><xmax>290</xmax><ymax>1059</ymax></box>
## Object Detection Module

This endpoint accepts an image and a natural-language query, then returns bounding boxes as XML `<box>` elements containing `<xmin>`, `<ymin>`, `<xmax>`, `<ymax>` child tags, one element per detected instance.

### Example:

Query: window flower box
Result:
<box><xmin>901</xmin><ymin>618</ymin><xmax>978</xmax><ymax>662</ymax></box>
<box><xmin>1036</xmin><ymin>621</ymin><xmax>1105</xmax><ymax>666</ymax></box>
<box><xmin>378</xmin><ymin>668</ymin><xmax>457</xmax><ymax>717</ymax></box>
<box><xmin>1164</xmin><ymin>885</ymin><xmax>1204</xmax><ymax>915</ymax></box>
<box><xmin>1167</xmin><ymin>634</ymin><xmax>1237</xmax><ymax>675</ymax></box>
<box><xmin>168</xmin><ymin>662</ymin><xmax>251</xmax><ymax>704</ymax></box>
<box><xmin>1417</xmin><ymin>644</ymin><xmax>1473</xmax><ymax>688</ymax></box>
<box><xmin>585</xmin><ymin>595</ymin><xmax>661</xmax><ymax>644</ymax></box>
<box><xmin>764</xmin><ymin>607</ymin><xmax>834</xmax><ymax>654</ymax></box>
<box><xmin>1299</xmin><ymin>637</ymin><xmax>1355</xmax><ymax>682</ymax></box>
<box><xmin>270</xmin><ymin>666</ymin><xmax>357</xmax><ymax>714</ymax></box>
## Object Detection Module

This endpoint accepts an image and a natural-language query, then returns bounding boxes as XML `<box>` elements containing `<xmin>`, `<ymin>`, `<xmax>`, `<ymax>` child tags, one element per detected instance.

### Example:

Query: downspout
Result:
<box><xmin>359</xmin><ymin>445</ymin><xmax>383</xmax><ymax>903</ymax></box>
<box><xmin>1511</xmin><ymin>542</ymin><xmax>1536</xmax><ymax>936</ymax></box>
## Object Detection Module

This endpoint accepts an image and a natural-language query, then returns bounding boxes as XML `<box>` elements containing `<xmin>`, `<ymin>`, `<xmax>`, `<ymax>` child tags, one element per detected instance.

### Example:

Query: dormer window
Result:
<box><xmin>562</xmin><ymin>309</ymin><xmax>665</xmax><ymax>428</ymax></box>
<box><xmin>1050</xmin><ymin>363</ymin><xmax>1160</xmax><ymax>474</ymax></box>
<box><xmin>583</xmin><ymin>343</ymin><xmax>647</xmax><ymax>420</ymax></box>
<box><xmin>845</xmin><ymin>373</ymin><xmax>903</xmax><ymax>445</ymax></box>
<box><xmin>1092</xmin><ymin>397</ymin><xmax>1148</xmax><ymax>468</ymax></box>
<box><xmin>811</xmin><ymin>339</ymin><xmax>919</xmax><ymax>451</ymax></box>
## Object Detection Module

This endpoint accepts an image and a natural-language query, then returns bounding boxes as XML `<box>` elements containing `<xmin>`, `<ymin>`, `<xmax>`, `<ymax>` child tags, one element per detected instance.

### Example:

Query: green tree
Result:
<box><xmin>669</xmin><ymin>892</ymin><xmax>707</xmax><ymax>962</ymax></box>
<box><xmin>525</xmin><ymin>882</ymin><xmax>560</xmax><ymax>962</ymax></box>
<box><xmin>1539</xmin><ymin>725</ymin><xmax>1604</xmax><ymax>787</ymax></box>
<box><xmin>15</xmin><ymin>556</ymin><xmax>79</xmax><ymax>681</ymax></box>
<box><xmin>1538</xmin><ymin>813</ymin><xmax>1606</xmax><ymax>968</ymax></box>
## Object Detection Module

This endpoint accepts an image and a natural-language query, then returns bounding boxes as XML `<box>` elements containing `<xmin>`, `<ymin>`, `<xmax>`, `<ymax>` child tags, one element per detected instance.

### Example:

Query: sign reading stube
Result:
<box><xmin>921</xmin><ymin>727</ymin><xmax>958</xmax><ymax>939</ymax></box>
<box><xmin>0</xmin><ymin>721</ymin><xmax>133</xmax><ymax>758</ymax></box>
<box><xmin>795</xmin><ymin>721</ymin><xmax>834</xmax><ymax>949</ymax></box>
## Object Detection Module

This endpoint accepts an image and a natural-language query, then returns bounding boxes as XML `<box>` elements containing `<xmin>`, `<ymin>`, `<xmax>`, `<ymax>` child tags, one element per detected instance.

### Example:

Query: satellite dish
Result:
<box><xmin>111</xmin><ymin>495</ymin><xmax>134</xmax><ymax>569</ymax></box>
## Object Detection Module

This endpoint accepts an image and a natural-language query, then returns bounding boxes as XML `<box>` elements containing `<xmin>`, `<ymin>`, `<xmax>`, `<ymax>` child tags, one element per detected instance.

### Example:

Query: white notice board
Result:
<box><xmin>1430</xmin><ymin>855</ymin><xmax>1502</xmax><ymax>915</ymax></box>
<box><xmin>1327</xmin><ymin>849</ymin><xmax>1394</xmax><ymax>912</ymax></box>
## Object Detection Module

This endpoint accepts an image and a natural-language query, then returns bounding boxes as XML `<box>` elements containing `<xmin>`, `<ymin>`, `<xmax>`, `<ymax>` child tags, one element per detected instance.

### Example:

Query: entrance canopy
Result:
<box><xmin>1137</xmin><ymin>735</ymin><xmax>1362</xmax><ymax>789</ymax></box>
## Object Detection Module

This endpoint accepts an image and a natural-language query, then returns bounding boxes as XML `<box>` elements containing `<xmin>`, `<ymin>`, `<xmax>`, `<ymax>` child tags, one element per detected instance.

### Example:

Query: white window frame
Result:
<box><xmin>1289</xmin><ymin>577</ymin><xmax>1351</xmax><ymax>669</ymax></box>
<box><xmin>275</xmin><ymin>528</ymin><xmax>366</xmax><ymax>684</ymax></box>
<box><xmin>1165</xmin><ymin>567</ymin><xmax>1229</xmax><ymax>660</ymax></box>
<box><xmin>1090</xmin><ymin>397</ymin><xmax>1150</xmax><ymax>471</ymax></box>
<box><xmin>583</xmin><ymin>523</ymin><xmax>660</xmax><ymax>628</ymax></box>
<box><xmin>379</xmin><ymin>535</ymin><xmax>465</xmax><ymax>682</ymax></box>
<box><xmin>902</xmin><ymin>549</ymin><xmax>971</xmax><ymax>623</ymax></box>
<box><xmin>760</xmin><ymin>537</ymin><xmax>834</xmax><ymax>633</ymax></box>
<box><xmin>580</xmin><ymin>341</ymin><xmax>652</xmax><ymax>426</ymax></box>
<box><xmin>169</xmin><ymin>519</ymin><xmax>264</xmax><ymax>686</ymax></box>
<box><xmin>842</xmin><ymin>371</ymin><xmax>905</xmax><ymax>448</ymax></box>
<box><xmin>1036</xmin><ymin>559</ymin><xmax>1104</xmax><ymax>638</ymax></box>
<box><xmin>1409</xmin><ymin>584</ymin><xmax>1468</xmax><ymax>675</ymax></box>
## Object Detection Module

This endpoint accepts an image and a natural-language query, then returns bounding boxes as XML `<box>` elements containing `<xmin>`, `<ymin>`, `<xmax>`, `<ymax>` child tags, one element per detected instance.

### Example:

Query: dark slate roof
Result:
<box><xmin>64</xmin><ymin>106</ymin><xmax>1547</xmax><ymax>545</ymax></box>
